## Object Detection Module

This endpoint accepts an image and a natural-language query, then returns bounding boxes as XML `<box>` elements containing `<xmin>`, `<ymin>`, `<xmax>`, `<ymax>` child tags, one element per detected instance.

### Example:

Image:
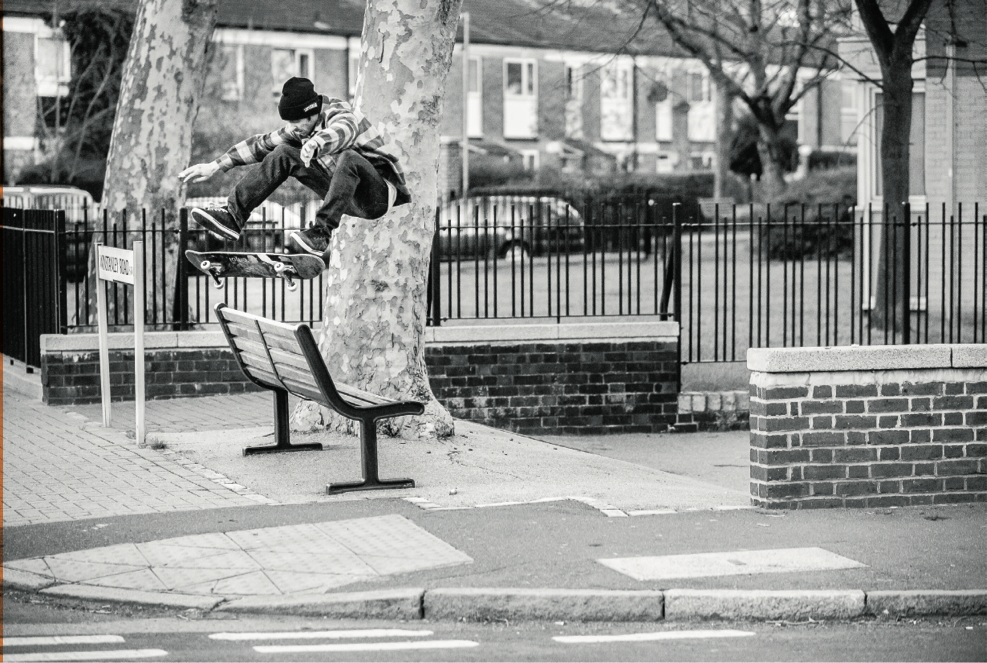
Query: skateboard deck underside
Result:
<box><xmin>185</xmin><ymin>250</ymin><xmax>324</xmax><ymax>280</ymax></box>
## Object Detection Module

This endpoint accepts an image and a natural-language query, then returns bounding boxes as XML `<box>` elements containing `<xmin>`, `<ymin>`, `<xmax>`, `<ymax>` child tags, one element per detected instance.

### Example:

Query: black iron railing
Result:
<box><xmin>3</xmin><ymin>197</ymin><xmax>984</xmax><ymax>370</ymax></box>
<box><xmin>681</xmin><ymin>202</ymin><xmax>985</xmax><ymax>363</ymax></box>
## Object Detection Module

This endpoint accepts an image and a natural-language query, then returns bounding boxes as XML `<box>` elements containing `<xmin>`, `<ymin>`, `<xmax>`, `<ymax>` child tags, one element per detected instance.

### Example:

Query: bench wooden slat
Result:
<box><xmin>264</xmin><ymin>346</ymin><xmax>311</xmax><ymax>373</ymax></box>
<box><xmin>280</xmin><ymin>377</ymin><xmax>326</xmax><ymax>403</ymax></box>
<box><xmin>271</xmin><ymin>363</ymin><xmax>320</xmax><ymax>391</ymax></box>
<box><xmin>215</xmin><ymin>304</ymin><xmax>422</xmax><ymax>492</ymax></box>
<box><xmin>336</xmin><ymin>383</ymin><xmax>393</xmax><ymax>406</ymax></box>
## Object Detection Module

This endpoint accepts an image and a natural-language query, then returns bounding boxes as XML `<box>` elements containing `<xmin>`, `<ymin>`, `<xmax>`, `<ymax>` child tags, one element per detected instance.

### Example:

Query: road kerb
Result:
<box><xmin>424</xmin><ymin>588</ymin><xmax>665</xmax><ymax>622</ymax></box>
<box><xmin>39</xmin><ymin>584</ymin><xmax>223</xmax><ymax>611</ymax></box>
<box><xmin>866</xmin><ymin>590</ymin><xmax>987</xmax><ymax>617</ymax></box>
<box><xmin>2</xmin><ymin>568</ymin><xmax>58</xmax><ymax>591</ymax></box>
<box><xmin>664</xmin><ymin>589</ymin><xmax>866</xmax><ymax>621</ymax></box>
<box><xmin>217</xmin><ymin>587</ymin><xmax>426</xmax><ymax>620</ymax></box>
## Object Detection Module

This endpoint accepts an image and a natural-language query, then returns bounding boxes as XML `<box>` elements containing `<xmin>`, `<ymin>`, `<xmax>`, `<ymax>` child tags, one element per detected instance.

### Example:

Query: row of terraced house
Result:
<box><xmin>3</xmin><ymin>0</ymin><xmax>985</xmax><ymax>213</ymax></box>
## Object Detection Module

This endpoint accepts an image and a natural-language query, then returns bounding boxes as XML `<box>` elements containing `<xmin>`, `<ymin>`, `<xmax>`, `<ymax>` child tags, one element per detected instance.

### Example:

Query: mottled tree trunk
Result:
<box><xmin>756</xmin><ymin>123</ymin><xmax>789</xmax><ymax>203</ymax></box>
<box><xmin>88</xmin><ymin>0</ymin><xmax>217</xmax><ymax>327</ymax></box>
<box><xmin>871</xmin><ymin>63</ymin><xmax>913</xmax><ymax>336</ymax></box>
<box><xmin>713</xmin><ymin>79</ymin><xmax>734</xmax><ymax>200</ymax></box>
<box><xmin>291</xmin><ymin>0</ymin><xmax>463</xmax><ymax>439</ymax></box>
<box><xmin>854</xmin><ymin>0</ymin><xmax>934</xmax><ymax>337</ymax></box>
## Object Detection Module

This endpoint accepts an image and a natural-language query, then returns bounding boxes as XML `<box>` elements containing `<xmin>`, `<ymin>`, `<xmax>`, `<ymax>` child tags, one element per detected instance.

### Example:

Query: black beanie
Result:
<box><xmin>278</xmin><ymin>77</ymin><xmax>322</xmax><ymax>121</ymax></box>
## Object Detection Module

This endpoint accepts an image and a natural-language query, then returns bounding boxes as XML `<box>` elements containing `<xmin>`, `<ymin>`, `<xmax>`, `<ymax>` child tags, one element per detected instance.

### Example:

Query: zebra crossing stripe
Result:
<box><xmin>210</xmin><ymin>629</ymin><xmax>433</xmax><ymax>640</ymax></box>
<box><xmin>2</xmin><ymin>636</ymin><xmax>125</xmax><ymax>647</ymax></box>
<box><xmin>554</xmin><ymin>630</ymin><xmax>756</xmax><ymax>643</ymax></box>
<box><xmin>2</xmin><ymin>650</ymin><xmax>167</xmax><ymax>662</ymax></box>
<box><xmin>254</xmin><ymin>640</ymin><xmax>479</xmax><ymax>653</ymax></box>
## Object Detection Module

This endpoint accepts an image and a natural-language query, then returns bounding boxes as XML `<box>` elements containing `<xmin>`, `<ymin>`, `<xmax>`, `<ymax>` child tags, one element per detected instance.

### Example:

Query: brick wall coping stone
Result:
<box><xmin>41</xmin><ymin>320</ymin><xmax>679</xmax><ymax>353</ymax></box>
<box><xmin>748</xmin><ymin>344</ymin><xmax>987</xmax><ymax>374</ymax></box>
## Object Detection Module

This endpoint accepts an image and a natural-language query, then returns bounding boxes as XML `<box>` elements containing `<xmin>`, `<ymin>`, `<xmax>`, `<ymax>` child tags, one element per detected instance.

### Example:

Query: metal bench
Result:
<box><xmin>215</xmin><ymin>303</ymin><xmax>423</xmax><ymax>494</ymax></box>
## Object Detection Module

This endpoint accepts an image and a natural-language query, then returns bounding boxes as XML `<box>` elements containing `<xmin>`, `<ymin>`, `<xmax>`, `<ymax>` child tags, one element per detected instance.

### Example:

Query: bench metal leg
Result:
<box><xmin>326</xmin><ymin>416</ymin><xmax>414</xmax><ymax>494</ymax></box>
<box><xmin>243</xmin><ymin>389</ymin><xmax>324</xmax><ymax>456</ymax></box>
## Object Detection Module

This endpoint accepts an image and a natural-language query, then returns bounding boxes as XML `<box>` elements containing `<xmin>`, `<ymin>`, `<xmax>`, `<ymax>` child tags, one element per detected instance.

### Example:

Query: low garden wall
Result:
<box><xmin>40</xmin><ymin>321</ymin><xmax>680</xmax><ymax>435</ymax></box>
<box><xmin>748</xmin><ymin>345</ymin><xmax>987</xmax><ymax>509</ymax></box>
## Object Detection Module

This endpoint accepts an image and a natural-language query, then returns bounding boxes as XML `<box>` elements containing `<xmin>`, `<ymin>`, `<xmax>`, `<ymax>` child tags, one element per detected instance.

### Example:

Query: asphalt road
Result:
<box><xmin>2</xmin><ymin>608</ymin><xmax>985</xmax><ymax>662</ymax></box>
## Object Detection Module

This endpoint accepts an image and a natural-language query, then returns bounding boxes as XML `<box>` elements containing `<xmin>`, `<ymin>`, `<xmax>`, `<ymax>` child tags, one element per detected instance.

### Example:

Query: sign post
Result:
<box><xmin>95</xmin><ymin>240</ymin><xmax>146</xmax><ymax>444</ymax></box>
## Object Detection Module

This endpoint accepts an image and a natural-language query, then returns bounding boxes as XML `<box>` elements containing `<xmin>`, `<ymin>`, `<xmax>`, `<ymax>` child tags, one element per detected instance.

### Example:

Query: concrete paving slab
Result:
<box><xmin>599</xmin><ymin>547</ymin><xmax>866</xmax><ymax>581</ymax></box>
<box><xmin>150</xmin><ymin>421</ymin><xmax>750</xmax><ymax>515</ymax></box>
<box><xmin>2</xmin><ymin>514</ymin><xmax>472</xmax><ymax>599</ymax></box>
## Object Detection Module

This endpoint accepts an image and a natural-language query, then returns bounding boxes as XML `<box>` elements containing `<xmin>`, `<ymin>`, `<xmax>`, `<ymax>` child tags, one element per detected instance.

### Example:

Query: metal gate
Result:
<box><xmin>2</xmin><ymin>208</ymin><xmax>67</xmax><ymax>368</ymax></box>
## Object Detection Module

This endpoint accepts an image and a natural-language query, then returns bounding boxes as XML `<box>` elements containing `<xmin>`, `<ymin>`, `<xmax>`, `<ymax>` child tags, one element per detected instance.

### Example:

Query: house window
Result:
<box><xmin>521</xmin><ymin>149</ymin><xmax>539</xmax><ymax>171</ymax></box>
<box><xmin>271</xmin><ymin>48</ymin><xmax>314</xmax><ymax>95</ymax></box>
<box><xmin>467</xmin><ymin>56</ymin><xmax>482</xmax><ymax>137</ymax></box>
<box><xmin>785</xmin><ymin>98</ymin><xmax>806</xmax><ymax>144</ymax></box>
<box><xmin>686</xmin><ymin>69</ymin><xmax>715</xmax><ymax>142</ymax></box>
<box><xmin>219</xmin><ymin>45</ymin><xmax>244</xmax><ymax>101</ymax></box>
<box><xmin>601</xmin><ymin>60</ymin><xmax>633</xmax><ymax>141</ymax></box>
<box><xmin>505</xmin><ymin>60</ymin><xmax>535</xmax><ymax>97</ymax></box>
<box><xmin>656</xmin><ymin>152</ymin><xmax>674</xmax><ymax>173</ymax></box>
<box><xmin>564</xmin><ymin>64</ymin><xmax>583</xmax><ymax>101</ymax></box>
<box><xmin>504</xmin><ymin>59</ymin><xmax>537</xmax><ymax>139</ymax></box>
<box><xmin>688</xmin><ymin>71</ymin><xmax>709</xmax><ymax>103</ymax></box>
<box><xmin>36</xmin><ymin>32</ymin><xmax>70</xmax><ymax>97</ymax></box>
<box><xmin>840</xmin><ymin>80</ymin><xmax>858</xmax><ymax>146</ymax></box>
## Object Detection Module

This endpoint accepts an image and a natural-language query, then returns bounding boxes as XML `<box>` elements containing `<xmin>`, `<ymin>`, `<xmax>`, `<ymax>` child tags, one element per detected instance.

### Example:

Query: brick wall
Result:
<box><xmin>41</xmin><ymin>322</ymin><xmax>681</xmax><ymax>435</ymax></box>
<box><xmin>748</xmin><ymin>345</ymin><xmax>987</xmax><ymax>509</ymax></box>
<box><xmin>42</xmin><ymin>348</ymin><xmax>262</xmax><ymax>405</ymax></box>
<box><xmin>426</xmin><ymin>338</ymin><xmax>679</xmax><ymax>435</ymax></box>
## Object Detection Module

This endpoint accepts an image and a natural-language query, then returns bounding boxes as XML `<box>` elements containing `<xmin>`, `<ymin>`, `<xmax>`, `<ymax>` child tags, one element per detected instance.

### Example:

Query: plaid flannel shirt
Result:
<box><xmin>214</xmin><ymin>96</ymin><xmax>410</xmax><ymax>202</ymax></box>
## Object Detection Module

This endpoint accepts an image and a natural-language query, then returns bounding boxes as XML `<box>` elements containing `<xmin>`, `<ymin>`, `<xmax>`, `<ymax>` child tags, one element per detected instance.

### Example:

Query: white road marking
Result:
<box><xmin>2</xmin><ymin>636</ymin><xmax>126</xmax><ymax>647</ymax></box>
<box><xmin>554</xmin><ymin>630</ymin><xmax>756</xmax><ymax>644</ymax></box>
<box><xmin>2</xmin><ymin>650</ymin><xmax>167</xmax><ymax>662</ymax></box>
<box><xmin>254</xmin><ymin>640</ymin><xmax>480</xmax><ymax>653</ymax></box>
<box><xmin>210</xmin><ymin>629</ymin><xmax>433</xmax><ymax>640</ymax></box>
<box><xmin>600</xmin><ymin>547</ymin><xmax>865</xmax><ymax>581</ymax></box>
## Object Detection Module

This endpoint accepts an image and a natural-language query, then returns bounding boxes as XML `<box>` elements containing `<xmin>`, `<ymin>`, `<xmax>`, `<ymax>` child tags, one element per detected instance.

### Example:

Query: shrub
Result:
<box><xmin>760</xmin><ymin>167</ymin><xmax>857</xmax><ymax>260</ymax></box>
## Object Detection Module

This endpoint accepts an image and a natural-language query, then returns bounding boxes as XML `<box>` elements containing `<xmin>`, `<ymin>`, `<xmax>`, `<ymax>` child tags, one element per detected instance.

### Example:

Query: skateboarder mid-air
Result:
<box><xmin>178</xmin><ymin>77</ymin><xmax>411</xmax><ymax>261</ymax></box>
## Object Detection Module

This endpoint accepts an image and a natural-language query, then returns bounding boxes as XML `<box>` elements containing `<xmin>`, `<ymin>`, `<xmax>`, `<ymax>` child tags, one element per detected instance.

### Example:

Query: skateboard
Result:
<box><xmin>185</xmin><ymin>250</ymin><xmax>324</xmax><ymax>291</ymax></box>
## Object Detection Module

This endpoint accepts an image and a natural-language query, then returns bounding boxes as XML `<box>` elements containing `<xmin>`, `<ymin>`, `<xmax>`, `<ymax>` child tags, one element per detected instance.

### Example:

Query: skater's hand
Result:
<box><xmin>300</xmin><ymin>137</ymin><xmax>324</xmax><ymax>167</ymax></box>
<box><xmin>179</xmin><ymin>162</ymin><xmax>220</xmax><ymax>184</ymax></box>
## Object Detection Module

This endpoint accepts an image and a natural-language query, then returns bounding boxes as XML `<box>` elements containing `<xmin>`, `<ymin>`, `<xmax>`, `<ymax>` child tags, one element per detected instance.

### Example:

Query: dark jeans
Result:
<box><xmin>228</xmin><ymin>145</ymin><xmax>391</xmax><ymax>236</ymax></box>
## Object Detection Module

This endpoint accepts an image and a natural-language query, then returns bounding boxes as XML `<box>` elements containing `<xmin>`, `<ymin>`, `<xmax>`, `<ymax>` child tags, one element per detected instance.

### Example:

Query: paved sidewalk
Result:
<box><xmin>2</xmin><ymin>389</ymin><xmax>274</xmax><ymax>527</ymax></box>
<box><xmin>3</xmin><ymin>362</ymin><xmax>986</xmax><ymax>623</ymax></box>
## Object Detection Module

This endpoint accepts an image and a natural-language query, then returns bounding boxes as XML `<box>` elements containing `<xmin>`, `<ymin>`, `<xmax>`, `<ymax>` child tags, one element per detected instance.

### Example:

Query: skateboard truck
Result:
<box><xmin>200</xmin><ymin>260</ymin><xmax>226</xmax><ymax>289</ymax></box>
<box><xmin>273</xmin><ymin>261</ymin><xmax>298</xmax><ymax>291</ymax></box>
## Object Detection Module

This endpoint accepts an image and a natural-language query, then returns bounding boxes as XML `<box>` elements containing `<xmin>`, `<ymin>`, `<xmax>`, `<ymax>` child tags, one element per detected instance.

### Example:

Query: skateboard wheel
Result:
<box><xmin>273</xmin><ymin>262</ymin><xmax>286</xmax><ymax>273</ymax></box>
<box><xmin>200</xmin><ymin>260</ymin><xmax>211</xmax><ymax>270</ymax></box>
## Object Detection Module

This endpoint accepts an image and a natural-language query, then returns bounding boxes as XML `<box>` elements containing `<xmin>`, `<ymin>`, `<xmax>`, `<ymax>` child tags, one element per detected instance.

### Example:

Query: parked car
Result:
<box><xmin>436</xmin><ymin>195</ymin><xmax>585</xmax><ymax>260</ymax></box>
<box><xmin>2</xmin><ymin>185</ymin><xmax>97</xmax><ymax>282</ymax></box>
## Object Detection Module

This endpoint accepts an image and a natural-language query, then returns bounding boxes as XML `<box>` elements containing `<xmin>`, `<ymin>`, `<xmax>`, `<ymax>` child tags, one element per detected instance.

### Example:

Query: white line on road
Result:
<box><xmin>254</xmin><ymin>640</ymin><xmax>480</xmax><ymax>653</ymax></box>
<box><xmin>554</xmin><ymin>630</ymin><xmax>757</xmax><ymax>644</ymax></box>
<box><xmin>2</xmin><ymin>649</ymin><xmax>167</xmax><ymax>662</ymax></box>
<box><xmin>210</xmin><ymin>629</ymin><xmax>434</xmax><ymax>641</ymax></box>
<box><xmin>2</xmin><ymin>636</ymin><xmax>126</xmax><ymax>647</ymax></box>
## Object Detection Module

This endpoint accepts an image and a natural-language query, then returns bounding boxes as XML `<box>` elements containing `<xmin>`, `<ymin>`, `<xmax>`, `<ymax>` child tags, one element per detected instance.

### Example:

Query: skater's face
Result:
<box><xmin>288</xmin><ymin>113</ymin><xmax>319</xmax><ymax>137</ymax></box>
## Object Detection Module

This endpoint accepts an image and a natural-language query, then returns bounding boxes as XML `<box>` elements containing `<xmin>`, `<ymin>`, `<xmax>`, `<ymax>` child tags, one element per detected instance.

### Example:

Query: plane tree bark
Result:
<box><xmin>88</xmin><ymin>0</ymin><xmax>217</xmax><ymax>327</ymax></box>
<box><xmin>290</xmin><ymin>0</ymin><xmax>463</xmax><ymax>439</ymax></box>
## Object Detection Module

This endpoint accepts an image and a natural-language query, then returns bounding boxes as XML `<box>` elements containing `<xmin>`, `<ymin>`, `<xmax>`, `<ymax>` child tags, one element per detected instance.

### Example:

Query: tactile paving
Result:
<box><xmin>2</xmin><ymin>514</ymin><xmax>472</xmax><ymax>597</ymax></box>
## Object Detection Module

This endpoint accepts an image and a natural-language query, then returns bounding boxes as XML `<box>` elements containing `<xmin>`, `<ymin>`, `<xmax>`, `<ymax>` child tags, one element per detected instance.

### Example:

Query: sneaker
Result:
<box><xmin>190</xmin><ymin>205</ymin><xmax>240</xmax><ymax>241</ymax></box>
<box><xmin>287</xmin><ymin>226</ymin><xmax>332</xmax><ymax>259</ymax></box>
